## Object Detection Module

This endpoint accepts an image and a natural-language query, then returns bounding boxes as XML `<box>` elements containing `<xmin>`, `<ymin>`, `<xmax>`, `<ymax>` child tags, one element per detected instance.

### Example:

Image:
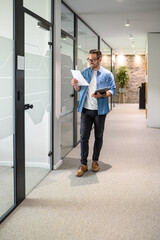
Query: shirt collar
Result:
<box><xmin>89</xmin><ymin>66</ymin><xmax>103</xmax><ymax>74</ymax></box>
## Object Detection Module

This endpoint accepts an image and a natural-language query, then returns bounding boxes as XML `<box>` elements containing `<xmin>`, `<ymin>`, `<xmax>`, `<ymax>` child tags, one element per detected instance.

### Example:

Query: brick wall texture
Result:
<box><xmin>114</xmin><ymin>55</ymin><xmax>146</xmax><ymax>103</ymax></box>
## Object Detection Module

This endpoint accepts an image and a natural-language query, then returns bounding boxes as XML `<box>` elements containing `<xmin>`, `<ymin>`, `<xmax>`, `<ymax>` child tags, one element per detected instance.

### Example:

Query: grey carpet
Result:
<box><xmin>0</xmin><ymin>167</ymin><xmax>50</xmax><ymax>216</ymax></box>
<box><xmin>0</xmin><ymin>104</ymin><xmax>160</xmax><ymax>240</ymax></box>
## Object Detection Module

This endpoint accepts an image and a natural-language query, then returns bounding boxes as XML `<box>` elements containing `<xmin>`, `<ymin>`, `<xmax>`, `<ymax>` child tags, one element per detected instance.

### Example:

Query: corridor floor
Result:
<box><xmin>0</xmin><ymin>104</ymin><xmax>160</xmax><ymax>240</ymax></box>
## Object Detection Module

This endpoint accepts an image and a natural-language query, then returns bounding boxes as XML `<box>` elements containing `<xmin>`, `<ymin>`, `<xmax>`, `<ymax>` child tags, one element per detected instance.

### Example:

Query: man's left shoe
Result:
<box><xmin>92</xmin><ymin>161</ymin><xmax>100</xmax><ymax>172</ymax></box>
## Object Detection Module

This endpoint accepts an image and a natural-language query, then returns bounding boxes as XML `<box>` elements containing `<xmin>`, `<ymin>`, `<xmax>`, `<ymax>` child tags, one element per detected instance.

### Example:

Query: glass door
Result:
<box><xmin>0</xmin><ymin>0</ymin><xmax>14</xmax><ymax>218</ymax></box>
<box><xmin>24</xmin><ymin>13</ymin><xmax>52</xmax><ymax>195</ymax></box>
<box><xmin>61</xmin><ymin>36</ymin><xmax>74</xmax><ymax>158</ymax></box>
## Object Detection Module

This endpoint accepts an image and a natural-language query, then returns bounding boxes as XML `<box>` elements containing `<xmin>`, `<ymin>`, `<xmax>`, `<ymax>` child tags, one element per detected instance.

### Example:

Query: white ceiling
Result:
<box><xmin>63</xmin><ymin>0</ymin><xmax>160</xmax><ymax>54</ymax></box>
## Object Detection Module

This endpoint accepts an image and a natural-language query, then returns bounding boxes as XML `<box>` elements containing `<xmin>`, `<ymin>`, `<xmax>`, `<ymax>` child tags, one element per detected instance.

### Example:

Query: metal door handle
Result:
<box><xmin>24</xmin><ymin>104</ymin><xmax>33</xmax><ymax>110</ymax></box>
<box><xmin>70</xmin><ymin>93</ymin><xmax>75</xmax><ymax>97</ymax></box>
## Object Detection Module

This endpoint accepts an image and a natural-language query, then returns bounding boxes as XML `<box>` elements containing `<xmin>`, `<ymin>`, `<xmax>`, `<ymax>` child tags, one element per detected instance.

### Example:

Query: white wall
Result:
<box><xmin>147</xmin><ymin>33</ymin><xmax>160</xmax><ymax>128</ymax></box>
<box><xmin>53</xmin><ymin>0</ymin><xmax>62</xmax><ymax>169</ymax></box>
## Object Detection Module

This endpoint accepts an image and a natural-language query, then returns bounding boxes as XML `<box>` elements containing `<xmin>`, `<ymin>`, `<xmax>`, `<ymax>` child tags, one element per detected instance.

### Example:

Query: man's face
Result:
<box><xmin>88</xmin><ymin>53</ymin><xmax>101</xmax><ymax>70</ymax></box>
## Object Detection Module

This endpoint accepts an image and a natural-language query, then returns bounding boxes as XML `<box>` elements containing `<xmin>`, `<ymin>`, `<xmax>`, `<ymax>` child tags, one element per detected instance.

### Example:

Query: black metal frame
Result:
<box><xmin>73</xmin><ymin>14</ymin><xmax>78</xmax><ymax>147</ymax></box>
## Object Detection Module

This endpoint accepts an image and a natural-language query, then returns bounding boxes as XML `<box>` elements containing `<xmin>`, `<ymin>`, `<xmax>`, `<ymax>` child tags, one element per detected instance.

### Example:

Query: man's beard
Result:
<box><xmin>91</xmin><ymin>64</ymin><xmax>98</xmax><ymax>70</ymax></box>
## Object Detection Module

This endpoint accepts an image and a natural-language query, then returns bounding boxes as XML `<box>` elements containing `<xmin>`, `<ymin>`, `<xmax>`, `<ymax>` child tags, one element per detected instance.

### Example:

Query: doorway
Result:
<box><xmin>61</xmin><ymin>35</ymin><xmax>74</xmax><ymax>158</ymax></box>
<box><xmin>24</xmin><ymin>13</ymin><xmax>52</xmax><ymax>195</ymax></box>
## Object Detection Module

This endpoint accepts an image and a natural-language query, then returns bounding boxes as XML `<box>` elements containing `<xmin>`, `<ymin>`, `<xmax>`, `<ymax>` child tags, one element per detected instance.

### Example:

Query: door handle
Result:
<box><xmin>24</xmin><ymin>104</ymin><xmax>33</xmax><ymax>110</ymax></box>
<box><xmin>70</xmin><ymin>93</ymin><xmax>75</xmax><ymax>97</ymax></box>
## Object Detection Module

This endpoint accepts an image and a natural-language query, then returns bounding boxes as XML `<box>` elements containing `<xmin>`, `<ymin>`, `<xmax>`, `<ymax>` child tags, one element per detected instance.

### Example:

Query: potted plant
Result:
<box><xmin>116</xmin><ymin>66</ymin><xmax>129</xmax><ymax>93</ymax></box>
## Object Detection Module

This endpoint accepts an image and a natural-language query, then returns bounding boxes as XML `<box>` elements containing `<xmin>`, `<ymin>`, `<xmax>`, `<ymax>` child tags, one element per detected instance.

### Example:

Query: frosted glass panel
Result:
<box><xmin>78</xmin><ymin>19</ymin><xmax>98</xmax><ymax>72</ymax></box>
<box><xmin>25</xmin><ymin>14</ymin><xmax>52</xmax><ymax>195</ymax></box>
<box><xmin>61</xmin><ymin>37</ymin><xmax>74</xmax><ymax>158</ymax></box>
<box><xmin>0</xmin><ymin>0</ymin><xmax>14</xmax><ymax>218</ymax></box>
<box><xmin>61</xmin><ymin>39</ymin><xmax>74</xmax><ymax>115</ymax></box>
<box><xmin>24</xmin><ymin>0</ymin><xmax>51</xmax><ymax>22</ymax></box>
<box><xmin>0</xmin><ymin>0</ymin><xmax>13</xmax><ymax>38</ymax></box>
<box><xmin>61</xmin><ymin>3</ymin><xmax>74</xmax><ymax>36</ymax></box>
<box><xmin>101</xmin><ymin>40</ymin><xmax>112</xmax><ymax>71</ymax></box>
<box><xmin>77</xmin><ymin>19</ymin><xmax>98</xmax><ymax>141</ymax></box>
<box><xmin>0</xmin><ymin>38</ymin><xmax>14</xmax><ymax>140</ymax></box>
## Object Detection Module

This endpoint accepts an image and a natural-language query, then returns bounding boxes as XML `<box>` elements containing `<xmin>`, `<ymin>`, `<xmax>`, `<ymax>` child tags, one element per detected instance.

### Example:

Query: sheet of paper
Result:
<box><xmin>71</xmin><ymin>70</ymin><xmax>89</xmax><ymax>86</ymax></box>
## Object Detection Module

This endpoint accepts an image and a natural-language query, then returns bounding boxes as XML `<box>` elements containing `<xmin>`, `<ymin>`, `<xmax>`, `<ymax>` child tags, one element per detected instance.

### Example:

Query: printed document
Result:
<box><xmin>71</xmin><ymin>70</ymin><xmax>89</xmax><ymax>86</ymax></box>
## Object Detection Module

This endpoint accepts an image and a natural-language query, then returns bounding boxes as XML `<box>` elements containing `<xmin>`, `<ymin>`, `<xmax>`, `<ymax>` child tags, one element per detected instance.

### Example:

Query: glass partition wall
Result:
<box><xmin>0</xmin><ymin>0</ymin><xmax>14</xmax><ymax>219</ymax></box>
<box><xmin>100</xmin><ymin>39</ymin><xmax>112</xmax><ymax>110</ymax></box>
<box><xmin>101</xmin><ymin>39</ymin><xmax>112</xmax><ymax>71</ymax></box>
<box><xmin>0</xmin><ymin>0</ymin><xmax>53</xmax><ymax>222</ymax></box>
<box><xmin>24</xmin><ymin>13</ymin><xmax>52</xmax><ymax>195</ymax></box>
<box><xmin>77</xmin><ymin>19</ymin><xmax>99</xmax><ymax>141</ymax></box>
<box><xmin>77</xmin><ymin>19</ymin><xmax>98</xmax><ymax>72</ymax></box>
<box><xmin>61</xmin><ymin>36</ymin><xmax>74</xmax><ymax>158</ymax></box>
<box><xmin>61</xmin><ymin>4</ymin><xmax>75</xmax><ymax>158</ymax></box>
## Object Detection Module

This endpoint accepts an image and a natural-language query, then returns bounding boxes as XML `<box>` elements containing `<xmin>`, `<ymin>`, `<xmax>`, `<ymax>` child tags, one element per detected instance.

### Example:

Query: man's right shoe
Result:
<box><xmin>75</xmin><ymin>165</ymin><xmax>88</xmax><ymax>177</ymax></box>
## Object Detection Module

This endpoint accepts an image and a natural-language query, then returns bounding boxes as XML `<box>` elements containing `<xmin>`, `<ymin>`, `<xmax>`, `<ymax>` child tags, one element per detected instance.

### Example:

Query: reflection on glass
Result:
<box><xmin>77</xmin><ymin>19</ymin><xmax>98</xmax><ymax>140</ymax></box>
<box><xmin>101</xmin><ymin>40</ymin><xmax>112</xmax><ymax>110</ymax></box>
<box><xmin>23</xmin><ymin>0</ymin><xmax>51</xmax><ymax>22</ymax></box>
<box><xmin>101</xmin><ymin>40</ymin><xmax>112</xmax><ymax>71</ymax></box>
<box><xmin>61</xmin><ymin>3</ymin><xmax>74</xmax><ymax>36</ymax></box>
<box><xmin>112</xmin><ymin>52</ymin><xmax>116</xmax><ymax>107</ymax></box>
<box><xmin>61</xmin><ymin>37</ymin><xmax>74</xmax><ymax>158</ymax></box>
<box><xmin>0</xmin><ymin>0</ymin><xmax>14</xmax><ymax>218</ymax></box>
<box><xmin>25</xmin><ymin>14</ymin><xmax>52</xmax><ymax>195</ymax></box>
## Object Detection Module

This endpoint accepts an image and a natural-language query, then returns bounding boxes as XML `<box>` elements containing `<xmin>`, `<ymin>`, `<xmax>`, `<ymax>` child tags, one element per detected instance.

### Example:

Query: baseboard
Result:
<box><xmin>25</xmin><ymin>162</ymin><xmax>50</xmax><ymax>169</ymax></box>
<box><xmin>53</xmin><ymin>160</ymin><xmax>63</xmax><ymax>169</ymax></box>
<box><xmin>0</xmin><ymin>160</ymin><xmax>63</xmax><ymax>170</ymax></box>
<box><xmin>0</xmin><ymin>161</ymin><xmax>50</xmax><ymax>169</ymax></box>
<box><xmin>147</xmin><ymin>124</ymin><xmax>160</xmax><ymax>129</ymax></box>
<box><xmin>0</xmin><ymin>161</ymin><xmax>13</xmax><ymax>167</ymax></box>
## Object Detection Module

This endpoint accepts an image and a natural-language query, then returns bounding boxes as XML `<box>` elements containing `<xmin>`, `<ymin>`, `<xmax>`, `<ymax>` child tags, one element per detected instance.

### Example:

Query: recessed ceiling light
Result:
<box><xmin>129</xmin><ymin>34</ymin><xmax>133</xmax><ymax>39</ymax></box>
<box><xmin>132</xmin><ymin>42</ymin><xmax>135</xmax><ymax>48</ymax></box>
<box><xmin>125</xmin><ymin>19</ymin><xmax>130</xmax><ymax>27</ymax></box>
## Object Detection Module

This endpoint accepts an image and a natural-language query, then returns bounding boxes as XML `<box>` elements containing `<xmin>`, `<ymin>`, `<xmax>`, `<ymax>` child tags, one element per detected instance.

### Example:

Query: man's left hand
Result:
<box><xmin>92</xmin><ymin>91</ymin><xmax>111</xmax><ymax>98</ymax></box>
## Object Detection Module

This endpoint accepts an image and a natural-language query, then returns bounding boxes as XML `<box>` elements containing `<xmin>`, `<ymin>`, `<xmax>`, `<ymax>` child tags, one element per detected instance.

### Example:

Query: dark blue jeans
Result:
<box><xmin>80</xmin><ymin>108</ymin><xmax>106</xmax><ymax>165</ymax></box>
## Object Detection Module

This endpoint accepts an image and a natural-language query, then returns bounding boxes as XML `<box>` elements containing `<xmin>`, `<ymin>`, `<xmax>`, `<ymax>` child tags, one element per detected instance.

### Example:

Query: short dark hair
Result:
<box><xmin>89</xmin><ymin>49</ymin><xmax>102</xmax><ymax>58</ymax></box>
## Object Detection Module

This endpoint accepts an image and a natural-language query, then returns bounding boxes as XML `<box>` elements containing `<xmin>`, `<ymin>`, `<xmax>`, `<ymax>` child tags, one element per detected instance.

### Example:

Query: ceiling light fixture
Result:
<box><xmin>129</xmin><ymin>34</ymin><xmax>133</xmax><ymax>39</ymax></box>
<box><xmin>132</xmin><ymin>42</ymin><xmax>135</xmax><ymax>48</ymax></box>
<box><xmin>125</xmin><ymin>19</ymin><xmax>130</xmax><ymax>27</ymax></box>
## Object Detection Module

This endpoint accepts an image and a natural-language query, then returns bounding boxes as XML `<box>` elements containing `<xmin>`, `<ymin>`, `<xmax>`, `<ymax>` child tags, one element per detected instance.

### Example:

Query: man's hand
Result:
<box><xmin>92</xmin><ymin>91</ymin><xmax>111</xmax><ymax>98</ymax></box>
<box><xmin>92</xmin><ymin>92</ymin><xmax>103</xmax><ymax>98</ymax></box>
<box><xmin>71</xmin><ymin>78</ymin><xmax>80</xmax><ymax>91</ymax></box>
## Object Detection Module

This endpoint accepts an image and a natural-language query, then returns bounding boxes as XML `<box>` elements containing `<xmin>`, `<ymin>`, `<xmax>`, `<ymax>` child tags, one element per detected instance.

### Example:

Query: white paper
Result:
<box><xmin>71</xmin><ymin>70</ymin><xmax>89</xmax><ymax>86</ymax></box>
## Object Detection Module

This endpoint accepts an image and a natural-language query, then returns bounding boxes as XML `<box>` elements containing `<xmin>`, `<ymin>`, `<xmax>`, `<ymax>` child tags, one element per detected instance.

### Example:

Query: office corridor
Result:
<box><xmin>0</xmin><ymin>104</ymin><xmax>160</xmax><ymax>240</ymax></box>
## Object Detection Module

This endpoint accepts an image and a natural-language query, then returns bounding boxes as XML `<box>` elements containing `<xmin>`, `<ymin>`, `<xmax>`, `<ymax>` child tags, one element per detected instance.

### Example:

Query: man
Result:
<box><xmin>71</xmin><ymin>49</ymin><xmax>116</xmax><ymax>177</ymax></box>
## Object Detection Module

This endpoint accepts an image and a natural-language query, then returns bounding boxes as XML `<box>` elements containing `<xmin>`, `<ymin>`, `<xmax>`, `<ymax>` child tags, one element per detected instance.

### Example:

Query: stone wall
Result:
<box><xmin>114</xmin><ymin>55</ymin><xmax>146</xmax><ymax>103</ymax></box>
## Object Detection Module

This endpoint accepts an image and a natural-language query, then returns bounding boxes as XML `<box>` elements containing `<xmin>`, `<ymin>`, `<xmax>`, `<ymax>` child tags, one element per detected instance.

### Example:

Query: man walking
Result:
<box><xmin>71</xmin><ymin>49</ymin><xmax>116</xmax><ymax>176</ymax></box>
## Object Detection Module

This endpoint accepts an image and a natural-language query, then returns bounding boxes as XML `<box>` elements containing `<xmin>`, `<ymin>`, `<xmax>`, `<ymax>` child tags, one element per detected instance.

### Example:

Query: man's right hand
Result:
<box><xmin>71</xmin><ymin>78</ymin><xmax>80</xmax><ymax>91</ymax></box>
<box><xmin>71</xmin><ymin>78</ymin><xmax>78</xmax><ymax>86</ymax></box>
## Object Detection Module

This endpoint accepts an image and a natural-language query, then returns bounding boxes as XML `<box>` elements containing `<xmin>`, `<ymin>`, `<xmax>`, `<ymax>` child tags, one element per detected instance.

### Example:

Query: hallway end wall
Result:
<box><xmin>115</xmin><ymin>55</ymin><xmax>145</xmax><ymax>103</ymax></box>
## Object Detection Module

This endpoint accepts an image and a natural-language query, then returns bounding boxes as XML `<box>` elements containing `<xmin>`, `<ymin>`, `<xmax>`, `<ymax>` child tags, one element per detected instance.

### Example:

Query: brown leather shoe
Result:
<box><xmin>75</xmin><ymin>165</ymin><xmax>88</xmax><ymax>177</ymax></box>
<box><xmin>92</xmin><ymin>161</ymin><xmax>100</xmax><ymax>172</ymax></box>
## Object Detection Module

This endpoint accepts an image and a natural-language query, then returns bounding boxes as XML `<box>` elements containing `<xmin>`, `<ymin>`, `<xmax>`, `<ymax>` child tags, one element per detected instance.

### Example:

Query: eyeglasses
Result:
<box><xmin>87</xmin><ymin>57</ymin><xmax>100</xmax><ymax>62</ymax></box>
